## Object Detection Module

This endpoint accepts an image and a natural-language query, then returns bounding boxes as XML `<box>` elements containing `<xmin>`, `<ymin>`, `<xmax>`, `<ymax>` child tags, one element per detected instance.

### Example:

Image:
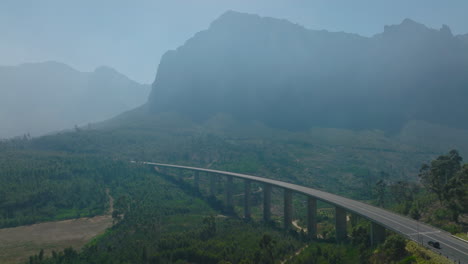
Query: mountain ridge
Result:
<box><xmin>0</xmin><ymin>61</ymin><xmax>150</xmax><ymax>138</ymax></box>
<box><xmin>148</xmin><ymin>11</ymin><xmax>468</xmax><ymax>132</ymax></box>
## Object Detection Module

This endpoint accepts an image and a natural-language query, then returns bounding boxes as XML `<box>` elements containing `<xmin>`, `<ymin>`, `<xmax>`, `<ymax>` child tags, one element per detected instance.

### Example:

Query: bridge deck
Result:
<box><xmin>142</xmin><ymin>162</ymin><xmax>468</xmax><ymax>263</ymax></box>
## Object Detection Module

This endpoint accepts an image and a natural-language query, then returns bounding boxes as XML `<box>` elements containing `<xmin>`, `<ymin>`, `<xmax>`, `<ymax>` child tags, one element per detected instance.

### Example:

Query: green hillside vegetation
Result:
<box><xmin>1</xmin><ymin>113</ymin><xmax>466</xmax><ymax>263</ymax></box>
<box><xmin>17</xmin><ymin>111</ymin><xmax>441</xmax><ymax>198</ymax></box>
<box><xmin>0</xmin><ymin>151</ymin><xmax>112</xmax><ymax>227</ymax></box>
<box><xmin>380</xmin><ymin>151</ymin><xmax>468</xmax><ymax>235</ymax></box>
<box><xmin>2</xmin><ymin>111</ymin><xmax>464</xmax><ymax>229</ymax></box>
<box><xmin>23</xmin><ymin>165</ymin><xmax>306</xmax><ymax>263</ymax></box>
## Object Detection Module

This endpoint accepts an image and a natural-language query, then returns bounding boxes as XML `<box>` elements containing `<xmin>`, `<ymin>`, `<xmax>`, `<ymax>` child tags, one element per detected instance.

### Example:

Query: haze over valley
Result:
<box><xmin>0</xmin><ymin>61</ymin><xmax>150</xmax><ymax>138</ymax></box>
<box><xmin>1</xmin><ymin>2</ymin><xmax>467</xmax><ymax>264</ymax></box>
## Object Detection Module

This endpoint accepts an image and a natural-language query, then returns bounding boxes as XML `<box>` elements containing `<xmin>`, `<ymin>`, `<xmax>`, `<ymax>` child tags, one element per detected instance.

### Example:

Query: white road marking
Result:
<box><xmin>408</xmin><ymin>231</ymin><xmax>441</xmax><ymax>236</ymax></box>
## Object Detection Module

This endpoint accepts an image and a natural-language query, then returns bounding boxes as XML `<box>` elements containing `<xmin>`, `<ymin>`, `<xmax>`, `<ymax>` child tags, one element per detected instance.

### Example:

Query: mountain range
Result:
<box><xmin>0</xmin><ymin>61</ymin><xmax>150</xmax><ymax>138</ymax></box>
<box><xmin>148</xmin><ymin>11</ymin><xmax>468</xmax><ymax>133</ymax></box>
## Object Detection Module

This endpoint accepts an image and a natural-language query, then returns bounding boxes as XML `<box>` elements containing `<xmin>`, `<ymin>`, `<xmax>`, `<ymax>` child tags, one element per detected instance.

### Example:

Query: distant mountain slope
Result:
<box><xmin>458</xmin><ymin>33</ymin><xmax>468</xmax><ymax>44</ymax></box>
<box><xmin>0</xmin><ymin>61</ymin><xmax>150</xmax><ymax>138</ymax></box>
<box><xmin>148</xmin><ymin>11</ymin><xmax>468</xmax><ymax>132</ymax></box>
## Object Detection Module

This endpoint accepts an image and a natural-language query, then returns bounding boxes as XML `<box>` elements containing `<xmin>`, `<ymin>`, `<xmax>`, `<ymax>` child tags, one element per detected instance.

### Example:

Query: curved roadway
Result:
<box><xmin>142</xmin><ymin>162</ymin><xmax>468</xmax><ymax>263</ymax></box>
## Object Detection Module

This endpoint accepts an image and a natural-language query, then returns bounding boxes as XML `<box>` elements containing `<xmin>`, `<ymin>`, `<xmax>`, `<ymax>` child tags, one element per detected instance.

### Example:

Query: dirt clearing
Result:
<box><xmin>0</xmin><ymin>215</ymin><xmax>112</xmax><ymax>264</ymax></box>
<box><xmin>0</xmin><ymin>189</ymin><xmax>114</xmax><ymax>264</ymax></box>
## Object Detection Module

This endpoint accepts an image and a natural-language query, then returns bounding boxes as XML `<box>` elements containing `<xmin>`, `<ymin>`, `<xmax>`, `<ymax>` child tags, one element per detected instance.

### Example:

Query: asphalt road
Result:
<box><xmin>142</xmin><ymin>162</ymin><xmax>468</xmax><ymax>264</ymax></box>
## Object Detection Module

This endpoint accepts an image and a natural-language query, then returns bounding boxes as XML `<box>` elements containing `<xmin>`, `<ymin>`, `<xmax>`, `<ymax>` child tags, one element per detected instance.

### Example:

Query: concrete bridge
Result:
<box><xmin>141</xmin><ymin>162</ymin><xmax>468</xmax><ymax>264</ymax></box>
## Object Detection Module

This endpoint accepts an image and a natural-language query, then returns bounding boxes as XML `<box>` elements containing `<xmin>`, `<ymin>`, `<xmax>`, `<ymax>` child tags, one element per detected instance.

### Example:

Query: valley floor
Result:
<box><xmin>0</xmin><ymin>189</ymin><xmax>114</xmax><ymax>264</ymax></box>
<box><xmin>0</xmin><ymin>215</ymin><xmax>112</xmax><ymax>264</ymax></box>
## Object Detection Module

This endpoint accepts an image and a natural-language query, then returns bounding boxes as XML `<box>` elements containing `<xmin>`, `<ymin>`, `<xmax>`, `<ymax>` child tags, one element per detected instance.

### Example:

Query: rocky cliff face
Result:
<box><xmin>148</xmin><ymin>11</ymin><xmax>468</xmax><ymax>132</ymax></box>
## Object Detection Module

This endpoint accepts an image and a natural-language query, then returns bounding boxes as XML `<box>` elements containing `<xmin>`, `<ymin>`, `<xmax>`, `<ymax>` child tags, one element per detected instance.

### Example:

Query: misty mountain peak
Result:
<box><xmin>378</xmin><ymin>18</ymin><xmax>458</xmax><ymax>42</ymax></box>
<box><xmin>92</xmin><ymin>66</ymin><xmax>147</xmax><ymax>86</ymax></box>
<box><xmin>401</xmin><ymin>18</ymin><xmax>424</xmax><ymax>27</ymax></box>
<box><xmin>94</xmin><ymin>65</ymin><xmax>118</xmax><ymax>74</ymax></box>
<box><xmin>215</xmin><ymin>10</ymin><xmax>258</xmax><ymax>21</ymax></box>
<box><xmin>210</xmin><ymin>10</ymin><xmax>261</xmax><ymax>28</ymax></box>
<box><xmin>18</xmin><ymin>61</ymin><xmax>78</xmax><ymax>74</ymax></box>
<box><xmin>93</xmin><ymin>65</ymin><xmax>124</xmax><ymax>78</ymax></box>
<box><xmin>382</xmin><ymin>18</ymin><xmax>430</xmax><ymax>36</ymax></box>
<box><xmin>440</xmin><ymin>24</ymin><xmax>453</xmax><ymax>36</ymax></box>
<box><xmin>209</xmin><ymin>10</ymin><xmax>302</xmax><ymax>33</ymax></box>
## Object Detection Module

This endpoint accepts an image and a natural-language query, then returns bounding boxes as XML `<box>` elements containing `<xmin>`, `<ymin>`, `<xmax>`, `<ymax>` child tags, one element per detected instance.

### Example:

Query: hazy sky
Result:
<box><xmin>1</xmin><ymin>0</ymin><xmax>468</xmax><ymax>83</ymax></box>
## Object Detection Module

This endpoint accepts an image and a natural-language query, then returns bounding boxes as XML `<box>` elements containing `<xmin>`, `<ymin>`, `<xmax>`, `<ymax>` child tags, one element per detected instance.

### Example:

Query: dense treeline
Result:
<box><xmin>0</xmin><ymin>151</ymin><xmax>113</xmax><ymax>227</ymax></box>
<box><xmin>2</xmin><ymin>112</ymin><xmax>433</xmax><ymax>202</ymax></box>
<box><xmin>26</xmin><ymin>168</ymin><xmax>306</xmax><ymax>264</ymax></box>
<box><xmin>370</xmin><ymin>150</ymin><xmax>467</xmax><ymax>234</ymax></box>
<box><xmin>23</xmin><ymin>166</ymin><xmax>421</xmax><ymax>264</ymax></box>
<box><xmin>418</xmin><ymin>150</ymin><xmax>468</xmax><ymax>223</ymax></box>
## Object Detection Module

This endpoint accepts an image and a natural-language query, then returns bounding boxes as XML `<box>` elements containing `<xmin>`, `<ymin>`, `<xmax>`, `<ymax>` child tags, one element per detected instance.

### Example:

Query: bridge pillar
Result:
<box><xmin>225</xmin><ymin>175</ymin><xmax>234</xmax><ymax>213</ymax></box>
<box><xmin>335</xmin><ymin>206</ymin><xmax>347</xmax><ymax>242</ymax></box>
<box><xmin>370</xmin><ymin>222</ymin><xmax>386</xmax><ymax>246</ymax></box>
<box><xmin>284</xmin><ymin>189</ymin><xmax>292</xmax><ymax>230</ymax></box>
<box><xmin>194</xmin><ymin>171</ymin><xmax>200</xmax><ymax>191</ymax></box>
<box><xmin>244</xmin><ymin>180</ymin><xmax>251</xmax><ymax>219</ymax></box>
<box><xmin>210</xmin><ymin>174</ymin><xmax>216</xmax><ymax>197</ymax></box>
<box><xmin>307</xmin><ymin>197</ymin><xmax>317</xmax><ymax>239</ymax></box>
<box><xmin>217</xmin><ymin>177</ymin><xmax>222</xmax><ymax>194</ymax></box>
<box><xmin>263</xmin><ymin>184</ymin><xmax>272</xmax><ymax>222</ymax></box>
<box><xmin>350</xmin><ymin>214</ymin><xmax>359</xmax><ymax>227</ymax></box>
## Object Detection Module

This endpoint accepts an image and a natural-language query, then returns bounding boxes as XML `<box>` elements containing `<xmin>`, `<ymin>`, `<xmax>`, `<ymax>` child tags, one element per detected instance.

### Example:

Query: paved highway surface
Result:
<box><xmin>141</xmin><ymin>162</ymin><xmax>468</xmax><ymax>263</ymax></box>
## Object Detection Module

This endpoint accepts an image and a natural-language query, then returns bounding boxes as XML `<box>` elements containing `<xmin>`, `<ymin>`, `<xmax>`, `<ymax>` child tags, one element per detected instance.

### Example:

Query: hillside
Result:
<box><xmin>0</xmin><ymin>61</ymin><xmax>150</xmax><ymax>138</ymax></box>
<box><xmin>2</xmin><ymin>111</ymin><xmax>463</xmax><ymax>264</ymax></box>
<box><xmin>148</xmin><ymin>11</ymin><xmax>468</xmax><ymax>133</ymax></box>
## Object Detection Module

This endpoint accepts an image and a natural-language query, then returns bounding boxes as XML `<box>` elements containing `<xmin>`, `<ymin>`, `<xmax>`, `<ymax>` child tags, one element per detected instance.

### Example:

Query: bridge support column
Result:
<box><xmin>307</xmin><ymin>197</ymin><xmax>317</xmax><ymax>239</ymax></box>
<box><xmin>350</xmin><ymin>214</ymin><xmax>359</xmax><ymax>227</ymax></box>
<box><xmin>194</xmin><ymin>171</ymin><xmax>199</xmax><ymax>191</ymax></box>
<box><xmin>284</xmin><ymin>189</ymin><xmax>292</xmax><ymax>230</ymax></box>
<box><xmin>335</xmin><ymin>206</ymin><xmax>347</xmax><ymax>242</ymax></box>
<box><xmin>210</xmin><ymin>174</ymin><xmax>216</xmax><ymax>196</ymax></box>
<box><xmin>244</xmin><ymin>180</ymin><xmax>251</xmax><ymax>219</ymax></box>
<box><xmin>225</xmin><ymin>175</ymin><xmax>233</xmax><ymax>213</ymax></box>
<box><xmin>370</xmin><ymin>222</ymin><xmax>386</xmax><ymax>246</ymax></box>
<box><xmin>263</xmin><ymin>184</ymin><xmax>272</xmax><ymax>222</ymax></box>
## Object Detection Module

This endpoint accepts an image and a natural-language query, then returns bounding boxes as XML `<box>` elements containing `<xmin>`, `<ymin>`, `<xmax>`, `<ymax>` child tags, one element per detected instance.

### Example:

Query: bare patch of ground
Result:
<box><xmin>0</xmin><ymin>215</ymin><xmax>113</xmax><ymax>264</ymax></box>
<box><xmin>292</xmin><ymin>220</ymin><xmax>306</xmax><ymax>233</ymax></box>
<box><xmin>281</xmin><ymin>244</ymin><xmax>309</xmax><ymax>264</ymax></box>
<box><xmin>0</xmin><ymin>189</ymin><xmax>114</xmax><ymax>264</ymax></box>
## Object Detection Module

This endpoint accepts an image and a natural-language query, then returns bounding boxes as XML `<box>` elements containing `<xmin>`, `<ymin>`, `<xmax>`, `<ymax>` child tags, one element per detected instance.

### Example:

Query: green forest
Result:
<box><xmin>0</xmin><ymin>115</ymin><xmax>467</xmax><ymax>264</ymax></box>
